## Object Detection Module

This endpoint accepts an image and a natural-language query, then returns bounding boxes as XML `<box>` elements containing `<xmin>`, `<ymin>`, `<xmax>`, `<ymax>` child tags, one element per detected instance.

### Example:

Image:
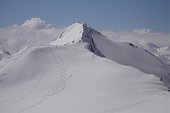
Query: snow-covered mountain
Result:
<box><xmin>0</xmin><ymin>20</ymin><xmax>170</xmax><ymax>113</ymax></box>
<box><xmin>145</xmin><ymin>42</ymin><xmax>159</xmax><ymax>54</ymax></box>
<box><xmin>50</xmin><ymin>22</ymin><xmax>170</xmax><ymax>88</ymax></box>
<box><xmin>50</xmin><ymin>23</ymin><xmax>102</xmax><ymax>56</ymax></box>
<box><xmin>102</xmin><ymin>30</ymin><xmax>170</xmax><ymax>67</ymax></box>
<box><xmin>139</xmin><ymin>42</ymin><xmax>170</xmax><ymax>66</ymax></box>
<box><xmin>157</xmin><ymin>46</ymin><xmax>170</xmax><ymax>65</ymax></box>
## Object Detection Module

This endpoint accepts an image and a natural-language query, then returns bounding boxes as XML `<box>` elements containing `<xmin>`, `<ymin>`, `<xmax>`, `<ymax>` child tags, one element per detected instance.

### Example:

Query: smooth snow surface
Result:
<box><xmin>0</xmin><ymin>21</ymin><xmax>170</xmax><ymax>113</ymax></box>
<box><xmin>0</xmin><ymin>45</ymin><xmax>169</xmax><ymax>113</ymax></box>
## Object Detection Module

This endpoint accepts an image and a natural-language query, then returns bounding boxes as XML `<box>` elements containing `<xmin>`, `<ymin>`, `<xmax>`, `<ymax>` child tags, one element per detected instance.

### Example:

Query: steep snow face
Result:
<box><xmin>49</xmin><ymin>23</ymin><xmax>102</xmax><ymax>56</ymax></box>
<box><xmin>50</xmin><ymin>23</ymin><xmax>84</xmax><ymax>45</ymax></box>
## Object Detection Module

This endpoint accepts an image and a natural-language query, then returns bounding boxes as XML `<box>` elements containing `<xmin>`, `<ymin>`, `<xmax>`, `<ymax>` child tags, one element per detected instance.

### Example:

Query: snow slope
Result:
<box><xmin>50</xmin><ymin>23</ymin><xmax>102</xmax><ymax>56</ymax></box>
<box><xmin>0</xmin><ymin>45</ymin><xmax>169</xmax><ymax>113</ymax></box>
<box><xmin>50</xmin><ymin>23</ymin><xmax>84</xmax><ymax>45</ymax></box>
<box><xmin>50</xmin><ymin>23</ymin><xmax>170</xmax><ymax>88</ymax></box>
<box><xmin>0</xmin><ymin>22</ymin><xmax>170</xmax><ymax>113</ymax></box>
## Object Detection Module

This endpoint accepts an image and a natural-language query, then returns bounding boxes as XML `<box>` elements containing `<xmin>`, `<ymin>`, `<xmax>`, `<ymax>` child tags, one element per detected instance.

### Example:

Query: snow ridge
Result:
<box><xmin>49</xmin><ymin>23</ymin><xmax>84</xmax><ymax>45</ymax></box>
<box><xmin>49</xmin><ymin>22</ymin><xmax>103</xmax><ymax>56</ymax></box>
<box><xmin>50</xmin><ymin>22</ymin><xmax>170</xmax><ymax>88</ymax></box>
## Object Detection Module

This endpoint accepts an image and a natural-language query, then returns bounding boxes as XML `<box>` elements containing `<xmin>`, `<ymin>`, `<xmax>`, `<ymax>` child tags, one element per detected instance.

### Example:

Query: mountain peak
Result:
<box><xmin>49</xmin><ymin>22</ymin><xmax>103</xmax><ymax>56</ymax></box>
<box><xmin>49</xmin><ymin>22</ymin><xmax>84</xmax><ymax>46</ymax></box>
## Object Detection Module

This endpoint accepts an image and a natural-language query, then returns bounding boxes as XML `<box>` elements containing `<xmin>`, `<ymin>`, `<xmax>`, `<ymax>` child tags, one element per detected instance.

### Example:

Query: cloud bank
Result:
<box><xmin>0</xmin><ymin>18</ymin><xmax>169</xmax><ymax>55</ymax></box>
<box><xmin>102</xmin><ymin>28</ymin><xmax>170</xmax><ymax>47</ymax></box>
<box><xmin>21</xmin><ymin>18</ymin><xmax>51</xmax><ymax>29</ymax></box>
<box><xmin>0</xmin><ymin>18</ymin><xmax>63</xmax><ymax>54</ymax></box>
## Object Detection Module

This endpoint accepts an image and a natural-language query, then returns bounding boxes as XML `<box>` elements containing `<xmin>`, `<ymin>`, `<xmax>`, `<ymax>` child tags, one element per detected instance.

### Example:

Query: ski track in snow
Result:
<box><xmin>16</xmin><ymin>48</ymin><xmax>71</xmax><ymax>113</ymax></box>
<box><xmin>97</xmin><ymin>98</ymin><xmax>155</xmax><ymax>113</ymax></box>
<box><xmin>0</xmin><ymin>47</ymin><xmax>71</xmax><ymax>113</ymax></box>
<box><xmin>1</xmin><ymin>63</ymin><xmax>46</xmax><ymax>113</ymax></box>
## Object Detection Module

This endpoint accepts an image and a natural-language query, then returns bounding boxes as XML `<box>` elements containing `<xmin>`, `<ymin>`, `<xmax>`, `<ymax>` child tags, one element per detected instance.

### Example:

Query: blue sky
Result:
<box><xmin>0</xmin><ymin>0</ymin><xmax>169</xmax><ymax>32</ymax></box>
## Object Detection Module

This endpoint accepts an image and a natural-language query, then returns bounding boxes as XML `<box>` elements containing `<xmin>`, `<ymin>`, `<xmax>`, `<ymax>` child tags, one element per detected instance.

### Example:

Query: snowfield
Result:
<box><xmin>0</xmin><ymin>18</ymin><xmax>170</xmax><ymax>113</ymax></box>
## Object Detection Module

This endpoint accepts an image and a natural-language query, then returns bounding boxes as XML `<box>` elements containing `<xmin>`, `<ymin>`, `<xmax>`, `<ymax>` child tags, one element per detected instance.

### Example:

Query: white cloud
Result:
<box><xmin>21</xmin><ymin>18</ymin><xmax>51</xmax><ymax>29</ymax></box>
<box><xmin>0</xmin><ymin>18</ymin><xmax>63</xmax><ymax>54</ymax></box>
<box><xmin>0</xmin><ymin>18</ymin><xmax>169</xmax><ymax>55</ymax></box>
<box><xmin>102</xmin><ymin>29</ymin><xmax>170</xmax><ymax>47</ymax></box>
<box><xmin>132</xmin><ymin>28</ymin><xmax>151</xmax><ymax>34</ymax></box>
